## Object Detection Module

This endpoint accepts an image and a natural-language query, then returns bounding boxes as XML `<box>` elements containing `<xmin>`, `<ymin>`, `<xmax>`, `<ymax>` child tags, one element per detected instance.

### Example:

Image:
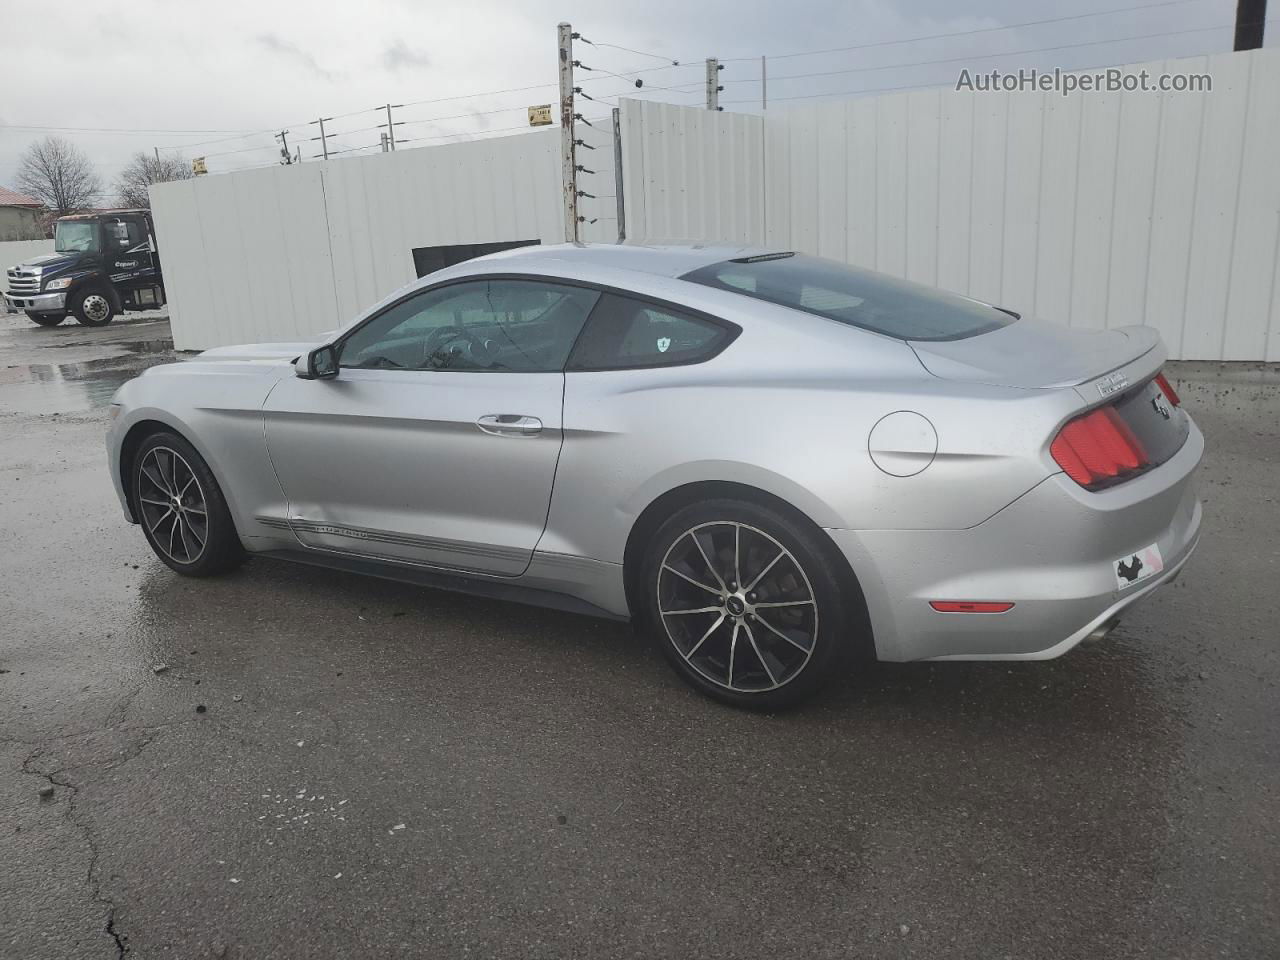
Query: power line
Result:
<box><xmin>720</xmin><ymin>19</ymin><xmax>1247</xmax><ymax>91</ymax></box>
<box><xmin>1</xmin><ymin>61</ymin><xmax>680</xmax><ymax>157</ymax></box>
<box><xmin>399</xmin><ymin>81</ymin><xmax>558</xmax><ymax>109</ymax></box>
<box><xmin>719</xmin><ymin>0</ymin><xmax>1220</xmax><ymax>62</ymax></box>
<box><xmin>204</xmin><ymin>109</ymin><xmax>612</xmax><ymax>169</ymax></box>
<box><xmin>202</xmin><ymin>140</ymin><xmax>284</xmax><ymax>159</ymax></box>
<box><xmin>394</xmin><ymin>104</ymin><xmax>528</xmax><ymax>128</ymax></box>
<box><xmin>161</xmin><ymin>128</ymin><xmax>284</xmax><ymax>150</ymax></box>
<box><xmin>575</xmin><ymin>59</ymin><xmax>703</xmax><ymax>85</ymax></box>
<box><xmin>573</xmin><ymin>60</ymin><xmax>701</xmax><ymax>99</ymax></box>
<box><xmin>578</xmin><ymin>37</ymin><xmax>682</xmax><ymax>65</ymax></box>
<box><xmin>720</xmin><ymin>21</ymin><xmax>1269</xmax><ymax>105</ymax></box>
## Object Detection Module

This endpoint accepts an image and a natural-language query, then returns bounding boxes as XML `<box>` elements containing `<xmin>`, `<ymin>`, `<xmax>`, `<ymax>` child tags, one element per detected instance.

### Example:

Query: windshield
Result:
<box><xmin>682</xmin><ymin>253</ymin><xmax>1014</xmax><ymax>342</ymax></box>
<box><xmin>54</xmin><ymin>221</ymin><xmax>100</xmax><ymax>253</ymax></box>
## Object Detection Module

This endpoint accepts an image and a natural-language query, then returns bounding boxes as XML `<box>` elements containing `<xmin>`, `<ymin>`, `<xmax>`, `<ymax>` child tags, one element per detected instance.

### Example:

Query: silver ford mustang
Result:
<box><xmin>107</xmin><ymin>244</ymin><xmax>1202</xmax><ymax>707</ymax></box>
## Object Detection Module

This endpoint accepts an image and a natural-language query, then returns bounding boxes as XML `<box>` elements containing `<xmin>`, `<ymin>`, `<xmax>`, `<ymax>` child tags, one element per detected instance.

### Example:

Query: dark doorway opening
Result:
<box><xmin>411</xmin><ymin>240</ymin><xmax>541</xmax><ymax>278</ymax></box>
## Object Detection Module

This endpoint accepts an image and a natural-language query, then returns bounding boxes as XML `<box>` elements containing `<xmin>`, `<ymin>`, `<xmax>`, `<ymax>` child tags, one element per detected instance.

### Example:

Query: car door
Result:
<box><xmin>262</xmin><ymin>276</ymin><xmax>600</xmax><ymax>577</ymax></box>
<box><xmin>104</xmin><ymin>215</ymin><xmax>156</xmax><ymax>292</ymax></box>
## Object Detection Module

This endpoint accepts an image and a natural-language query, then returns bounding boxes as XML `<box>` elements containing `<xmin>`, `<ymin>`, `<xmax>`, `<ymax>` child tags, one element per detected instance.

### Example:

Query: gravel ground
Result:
<box><xmin>0</xmin><ymin>313</ymin><xmax>1276</xmax><ymax>959</ymax></box>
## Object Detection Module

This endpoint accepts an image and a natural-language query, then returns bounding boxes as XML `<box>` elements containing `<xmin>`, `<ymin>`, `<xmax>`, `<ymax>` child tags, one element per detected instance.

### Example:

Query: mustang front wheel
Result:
<box><xmin>132</xmin><ymin>431</ymin><xmax>244</xmax><ymax>576</ymax></box>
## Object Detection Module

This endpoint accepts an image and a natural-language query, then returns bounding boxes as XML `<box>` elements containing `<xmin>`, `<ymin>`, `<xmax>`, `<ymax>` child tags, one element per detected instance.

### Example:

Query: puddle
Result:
<box><xmin>46</xmin><ymin>335</ymin><xmax>173</xmax><ymax>354</ymax></box>
<box><xmin>0</xmin><ymin>351</ymin><xmax>179</xmax><ymax>415</ymax></box>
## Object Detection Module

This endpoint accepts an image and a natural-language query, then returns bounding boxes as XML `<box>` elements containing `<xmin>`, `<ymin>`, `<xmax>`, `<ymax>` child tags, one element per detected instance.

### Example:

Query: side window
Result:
<box><xmin>567</xmin><ymin>293</ymin><xmax>735</xmax><ymax>370</ymax></box>
<box><xmin>338</xmin><ymin>279</ymin><xmax>599</xmax><ymax>373</ymax></box>
<box><xmin>108</xmin><ymin>219</ymin><xmax>146</xmax><ymax>250</ymax></box>
<box><xmin>123</xmin><ymin>219</ymin><xmax>149</xmax><ymax>251</ymax></box>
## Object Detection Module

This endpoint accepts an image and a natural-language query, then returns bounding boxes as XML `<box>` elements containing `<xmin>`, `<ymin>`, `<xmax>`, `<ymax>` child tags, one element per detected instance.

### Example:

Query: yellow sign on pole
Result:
<box><xmin>192</xmin><ymin>157</ymin><xmax>208</xmax><ymax>176</ymax></box>
<box><xmin>527</xmin><ymin>104</ymin><xmax>553</xmax><ymax>127</ymax></box>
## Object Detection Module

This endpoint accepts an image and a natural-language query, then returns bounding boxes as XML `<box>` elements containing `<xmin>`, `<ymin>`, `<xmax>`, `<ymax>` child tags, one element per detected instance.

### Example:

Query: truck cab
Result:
<box><xmin>4</xmin><ymin>209</ymin><xmax>165</xmax><ymax>327</ymax></box>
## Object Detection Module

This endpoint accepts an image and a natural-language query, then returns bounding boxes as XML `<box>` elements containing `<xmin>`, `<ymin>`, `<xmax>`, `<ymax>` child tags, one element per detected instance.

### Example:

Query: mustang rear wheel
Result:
<box><xmin>642</xmin><ymin>499</ymin><xmax>854</xmax><ymax>709</ymax></box>
<box><xmin>132</xmin><ymin>431</ymin><xmax>244</xmax><ymax>576</ymax></box>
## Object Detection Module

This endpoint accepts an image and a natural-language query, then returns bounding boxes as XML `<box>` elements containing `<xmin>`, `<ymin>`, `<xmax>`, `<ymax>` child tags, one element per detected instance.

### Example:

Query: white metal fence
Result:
<box><xmin>620</xmin><ymin>47</ymin><xmax>1280</xmax><ymax>362</ymax></box>
<box><xmin>619</xmin><ymin>101</ymin><xmax>764</xmax><ymax>243</ymax></box>
<box><xmin>151</xmin><ymin>47</ymin><xmax>1278</xmax><ymax>360</ymax></box>
<box><xmin>152</xmin><ymin>124</ymin><xmax>616</xmax><ymax>350</ymax></box>
<box><xmin>0</xmin><ymin>239</ymin><xmax>55</xmax><ymax>271</ymax></box>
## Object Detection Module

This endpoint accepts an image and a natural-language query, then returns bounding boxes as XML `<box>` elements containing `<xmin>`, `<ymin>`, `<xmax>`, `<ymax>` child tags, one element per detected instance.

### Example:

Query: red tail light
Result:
<box><xmin>1154</xmin><ymin>371</ymin><xmax>1180</xmax><ymax>406</ymax></box>
<box><xmin>1051</xmin><ymin>406</ymin><xmax>1150</xmax><ymax>488</ymax></box>
<box><xmin>929</xmin><ymin>601</ymin><xmax>1015</xmax><ymax>613</ymax></box>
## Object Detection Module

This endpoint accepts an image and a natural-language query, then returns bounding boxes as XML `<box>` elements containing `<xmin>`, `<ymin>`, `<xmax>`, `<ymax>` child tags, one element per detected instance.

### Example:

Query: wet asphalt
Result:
<box><xmin>0</xmin><ymin>310</ymin><xmax>1276</xmax><ymax>960</ymax></box>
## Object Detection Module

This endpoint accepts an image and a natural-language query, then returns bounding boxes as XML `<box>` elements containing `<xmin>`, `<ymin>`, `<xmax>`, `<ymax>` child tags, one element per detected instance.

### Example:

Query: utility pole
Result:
<box><xmin>761</xmin><ymin>56</ymin><xmax>767</xmax><ymax>110</ymax></box>
<box><xmin>380</xmin><ymin>104</ymin><xmax>403</xmax><ymax>151</ymax></box>
<box><xmin>559</xmin><ymin>21</ymin><xmax>578</xmax><ymax>243</ymax></box>
<box><xmin>275</xmin><ymin>130</ymin><xmax>293</xmax><ymax>165</ymax></box>
<box><xmin>380</xmin><ymin>132</ymin><xmax>390</xmax><ymax>153</ymax></box>
<box><xmin>612</xmin><ymin>107</ymin><xmax>625</xmax><ymax>242</ymax></box>
<box><xmin>705</xmin><ymin>58</ymin><xmax>723</xmax><ymax>111</ymax></box>
<box><xmin>153</xmin><ymin>146</ymin><xmax>160</xmax><ymax>162</ymax></box>
<box><xmin>1234</xmin><ymin>0</ymin><xmax>1267</xmax><ymax>49</ymax></box>
<box><xmin>311</xmin><ymin>117</ymin><xmax>332</xmax><ymax>160</ymax></box>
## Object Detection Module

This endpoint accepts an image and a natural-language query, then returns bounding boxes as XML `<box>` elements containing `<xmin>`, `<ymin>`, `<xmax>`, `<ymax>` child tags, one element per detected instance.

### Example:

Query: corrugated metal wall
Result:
<box><xmin>621</xmin><ymin>48</ymin><xmax>1280</xmax><ymax>362</ymax></box>
<box><xmin>619</xmin><ymin>100</ymin><xmax>764</xmax><ymax>243</ymax></box>
<box><xmin>152</xmin><ymin>123</ymin><xmax>616</xmax><ymax>350</ymax></box>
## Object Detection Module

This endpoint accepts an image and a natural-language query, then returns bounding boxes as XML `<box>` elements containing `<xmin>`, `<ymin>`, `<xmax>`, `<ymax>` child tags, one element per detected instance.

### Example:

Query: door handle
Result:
<box><xmin>476</xmin><ymin>414</ymin><xmax>543</xmax><ymax>437</ymax></box>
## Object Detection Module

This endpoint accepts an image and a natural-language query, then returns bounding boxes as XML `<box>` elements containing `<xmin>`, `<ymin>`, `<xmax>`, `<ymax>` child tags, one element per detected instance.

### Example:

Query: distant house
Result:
<box><xmin>0</xmin><ymin>187</ymin><xmax>45</xmax><ymax>240</ymax></box>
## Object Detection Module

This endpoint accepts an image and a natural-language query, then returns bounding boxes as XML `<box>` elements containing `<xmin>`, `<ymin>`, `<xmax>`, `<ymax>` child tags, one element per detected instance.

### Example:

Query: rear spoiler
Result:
<box><xmin>1072</xmin><ymin>326</ymin><xmax>1165</xmax><ymax>406</ymax></box>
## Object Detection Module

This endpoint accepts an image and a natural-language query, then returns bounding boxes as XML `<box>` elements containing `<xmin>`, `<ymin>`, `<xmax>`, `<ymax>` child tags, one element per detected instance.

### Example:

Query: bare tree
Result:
<box><xmin>114</xmin><ymin>151</ymin><xmax>194</xmax><ymax>208</ymax></box>
<box><xmin>16</xmin><ymin>136</ymin><xmax>102</xmax><ymax>215</ymax></box>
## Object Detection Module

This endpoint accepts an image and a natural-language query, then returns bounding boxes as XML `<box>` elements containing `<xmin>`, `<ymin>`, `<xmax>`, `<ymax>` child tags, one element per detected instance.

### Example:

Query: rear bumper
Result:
<box><xmin>4</xmin><ymin>290</ymin><xmax>66</xmax><ymax>313</ymax></box>
<box><xmin>828</xmin><ymin>417</ymin><xmax>1204</xmax><ymax>661</ymax></box>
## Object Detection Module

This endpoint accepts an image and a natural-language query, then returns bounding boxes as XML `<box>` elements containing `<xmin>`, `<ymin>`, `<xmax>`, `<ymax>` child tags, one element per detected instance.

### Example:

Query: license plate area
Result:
<box><xmin>1114</xmin><ymin>542</ymin><xmax>1165</xmax><ymax>590</ymax></box>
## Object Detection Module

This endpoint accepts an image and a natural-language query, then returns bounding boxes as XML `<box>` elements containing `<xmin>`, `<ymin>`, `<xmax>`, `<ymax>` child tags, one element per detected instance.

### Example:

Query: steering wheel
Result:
<box><xmin>422</xmin><ymin>326</ymin><xmax>496</xmax><ymax>367</ymax></box>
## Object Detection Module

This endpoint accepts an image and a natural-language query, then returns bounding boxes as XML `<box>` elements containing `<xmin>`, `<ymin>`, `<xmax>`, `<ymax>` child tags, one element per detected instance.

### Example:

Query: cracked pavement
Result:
<box><xmin>0</xmin><ymin>312</ymin><xmax>1277</xmax><ymax>958</ymax></box>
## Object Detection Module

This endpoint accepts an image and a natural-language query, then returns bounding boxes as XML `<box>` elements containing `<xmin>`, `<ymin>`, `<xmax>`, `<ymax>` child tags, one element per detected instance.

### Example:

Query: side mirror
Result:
<box><xmin>298</xmin><ymin>344</ymin><xmax>338</xmax><ymax>379</ymax></box>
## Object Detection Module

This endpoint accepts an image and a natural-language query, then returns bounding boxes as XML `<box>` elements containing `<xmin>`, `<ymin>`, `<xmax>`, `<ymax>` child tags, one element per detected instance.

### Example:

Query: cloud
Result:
<box><xmin>382</xmin><ymin>39</ymin><xmax>430</xmax><ymax>73</ymax></box>
<box><xmin>255</xmin><ymin>33</ymin><xmax>337</xmax><ymax>81</ymax></box>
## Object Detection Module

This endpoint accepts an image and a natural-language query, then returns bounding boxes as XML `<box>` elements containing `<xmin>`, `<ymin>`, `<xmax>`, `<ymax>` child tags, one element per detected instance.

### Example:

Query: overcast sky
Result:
<box><xmin>0</xmin><ymin>0</ymin><xmax>1269</xmax><ymax>199</ymax></box>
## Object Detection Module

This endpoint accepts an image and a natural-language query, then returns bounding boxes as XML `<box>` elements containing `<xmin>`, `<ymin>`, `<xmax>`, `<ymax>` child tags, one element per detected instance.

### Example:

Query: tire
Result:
<box><xmin>641</xmin><ymin>498</ymin><xmax>858</xmax><ymax>709</ymax></box>
<box><xmin>131</xmin><ymin>431</ymin><xmax>244</xmax><ymax>577</ymax></box>
<box><xmin>69</xmin><ymin>287</ymin><xmax>115</xmax><ymax>327</ymax></box>
<box><xmin>26</xmin><ymin>311</ymin><xmax>66</xmax><ymax>326</ymax></box>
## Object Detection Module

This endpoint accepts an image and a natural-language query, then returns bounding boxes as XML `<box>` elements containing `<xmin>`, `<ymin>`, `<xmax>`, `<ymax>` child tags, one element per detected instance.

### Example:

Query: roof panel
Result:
<box><xmin>472</xmin><ymin>241</ymin><xmax>782</xmax><ymax>278</ymax></box>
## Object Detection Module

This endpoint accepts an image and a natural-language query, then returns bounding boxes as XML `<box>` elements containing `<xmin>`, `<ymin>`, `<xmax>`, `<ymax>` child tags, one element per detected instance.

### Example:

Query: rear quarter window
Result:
<box><xmin>682</xmin><ymin>253</ymin><xmax>1014</xmax><ymax>342</ymax></box>
<box><xmin>568</xmin><ymin>293</ymin><xmax>736</xmax><ymax>370</ymax></box>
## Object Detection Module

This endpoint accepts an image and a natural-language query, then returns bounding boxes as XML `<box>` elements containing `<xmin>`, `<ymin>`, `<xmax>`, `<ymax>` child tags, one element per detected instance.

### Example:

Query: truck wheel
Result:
<box><xmin>26</xmin><ymin>311</ymin><xmax>67</xmax><ymax>327</ymax></box>
<box><xmin>70</xmin><ymin>288</ymin><xmax>115</xmax><ymax>327</ymax></box>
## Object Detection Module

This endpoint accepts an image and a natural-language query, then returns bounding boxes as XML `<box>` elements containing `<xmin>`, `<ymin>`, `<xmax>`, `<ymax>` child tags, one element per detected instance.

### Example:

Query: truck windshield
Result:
<box><xmin>682</xmin><ymin>253</ymin><xmax>1014</xmax><ymax>342</ymax></box>
<box><xmin>54</xmin><ymin>221</ymin><xmax>100</xmax><ymax>253</ymax></box>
